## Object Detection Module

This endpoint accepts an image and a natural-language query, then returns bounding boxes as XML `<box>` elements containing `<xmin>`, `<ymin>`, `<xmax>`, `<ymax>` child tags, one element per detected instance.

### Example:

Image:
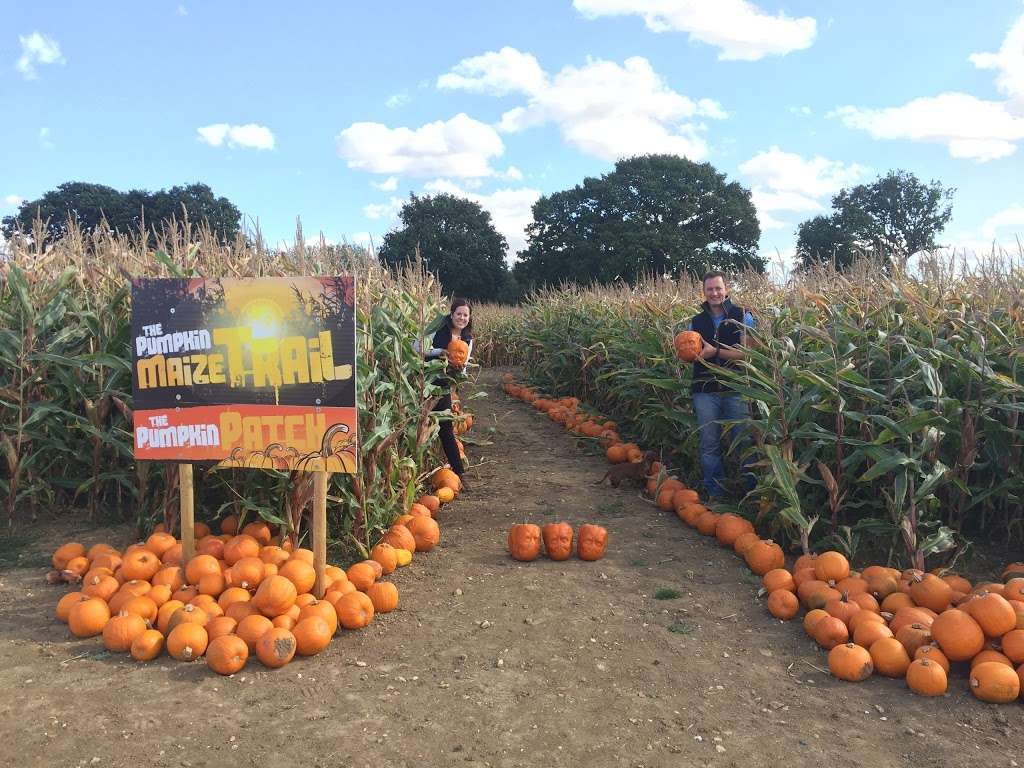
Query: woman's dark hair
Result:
<box><xmin>446</xmin><ymin>297</ymin><xmax>473</xmax><ymax>336</ymax></box>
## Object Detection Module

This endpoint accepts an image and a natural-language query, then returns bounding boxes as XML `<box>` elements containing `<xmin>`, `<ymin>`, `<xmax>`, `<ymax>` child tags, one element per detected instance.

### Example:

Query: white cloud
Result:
<box><xmin>572</xmin><ymin>0</ymin><xmax>816</xmax><ymax>61</ymax></box>
<box><xmin>385</xmin><ymin>92</ymin><xmax>409</xmax><ymax>109</ymax></box>
<box><xmin>830</xmin><ymin>93</ymin><xmax>1024</xmax><ymax>162</ymax></box>
<box><xmin>981</xmin><ymin>203</ymin><xmax>1024</xmax><ymax>239</ymax></box>
<box><xmin>501</xmin><ymin>165</ymin><xmax>524</xmax><ymax>181</ymax></box>
<box><xmin>437</xmin><ymin>47</ymin><xmax>548</xmax><ymax>96</ymax></box>
<box><xmin>440</xmin><ymin>49</ymin><xmax>725</xmax><ymax>162</ymax></box>
<box><xmin>789</xmin><ymin>105</ymin><xmax>812</xmax><ymax>116</ymax></box>
<box><xmin>422</xmin><ymin>179</ymin><xmax>541</xmax><ymax>255</ymax></box>
<box><xmin>739</xmin><ymin>146</ymin><xmax>866</xmax><ymax>230</ymax></box>
<box><xmin>970</xmin><ymin>12</ymin><xmax>1024</xmax><ymax>105</ymax></box>
<box><xmin>3</xmin><ymin>195</ymin><xmax>24</xmax><ymax>208</ymax></box>
<box><xmin>371</xmin><ymin>176</ymin><xmax>399</xmax><ymax>192</ymax></box>
<box><xmin>16</xmin><ymin>32</ymin><xmax>64</xmax><ymax>79</ymax></box>
<box><xmin>197</xmin><ymin>123</ymin><xmax>275</xmax><ymax>150</ymax></box>
<box><xmin>363</xmin><ymin>197</ymin><xmax>404</xmax><ymax>220</ymax></box>
<box><xmin>39</xmin><ymin>126</ymin><xmax>54</xmax><ymax>150</ymax></box>
<box><xmin>176</xmin><ymin>4</ymin><xmax>188</xmax><ymax>16</ymax></box>
<box><xmin>336</xmin><ymin>113</ymin><xmax>505</xmax><ymax>178</ymax></box>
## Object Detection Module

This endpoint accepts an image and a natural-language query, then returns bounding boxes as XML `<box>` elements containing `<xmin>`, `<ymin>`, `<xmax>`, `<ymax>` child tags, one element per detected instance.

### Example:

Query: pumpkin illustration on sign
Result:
<box><xmin>673</xmin><ymin>330</ymin><xmax>703</xmax><ymax>363</ymax></box>
<box><xmin>447</xmin><ymin>339</ymin><xmax>469</xmax><ymax>368</ymax></box>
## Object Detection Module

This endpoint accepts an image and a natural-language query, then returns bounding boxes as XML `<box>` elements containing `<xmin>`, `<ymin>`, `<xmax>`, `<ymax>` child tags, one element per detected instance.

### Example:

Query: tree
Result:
<box><xmin>1</xmin><ymin>181</ymin><xmax>242</xmax><ymax>242</ymax></box>
<box><xmin>796</xmin><ymin>170</ymin><xmax>954</xmax><ymax>270</ymax></box>
<box><xmin>378</xmin><ymin>193</ymin><xmax>510</xmax><ymax>301</ymax></box>
<box><xmin>513</xmin><ymin>154</ymin><xmax>764</xmax><ymax>288</ymax></box>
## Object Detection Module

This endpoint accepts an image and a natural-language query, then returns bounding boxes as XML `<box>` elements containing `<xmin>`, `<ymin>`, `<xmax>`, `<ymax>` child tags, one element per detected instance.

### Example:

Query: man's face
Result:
<box><xmin>703</xmin><ymin>277</ymin><xmax>727</xmax><ymax>307</ymax></box>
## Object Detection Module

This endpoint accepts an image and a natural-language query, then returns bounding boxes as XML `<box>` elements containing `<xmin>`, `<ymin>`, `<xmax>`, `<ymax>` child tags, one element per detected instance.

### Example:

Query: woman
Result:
<box><xmin>420</xmin><ymin>298</ymin><xmax>473</xmax><ymax>489</ymax></box>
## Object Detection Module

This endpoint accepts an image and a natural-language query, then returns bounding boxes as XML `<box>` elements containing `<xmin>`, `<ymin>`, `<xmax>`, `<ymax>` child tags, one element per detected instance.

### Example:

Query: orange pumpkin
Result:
<box><xmin>508</xmin><ymin>524</ymin><xmax>542</xmax><ymax>562</ymax></box>
<box><xmin>870</xmin><ymin>637</ymin><xmax>911</xmax><ymax>678</ymax></box>
<box><xmin>745</xmin><ymin>540</ymin><xmax>784</xmax><ymax>576</ymax></box>
<box><xmin>102</xmin><ymin>611</ymin><xmax>148</xmax><ymax>652</ymax></box>
<box><xmin>577</xmin><ymin>524</ymin><xmax>608</xmax><ymax>561</ymax></box>
<box><xmin>406</xmin><ymin>516</ymin><xmax>440</xmax><ymax>552</ymax></box>
<box><xmin>828</xmin><ymin>643</ymin><xmax>874</xmax><ymax>682</ymax></box>
<box><xmin>236</xmin><ymin>614</ymin><xmax>274</xmax><ymax>651</ymax></box>
<box><xmin>767</xmin><ymin>589</ymin><xmax>799</xmax><ymax>620</ymax></box>
<box><xmin>447</xmin><ymin>338</ymin><xmax>470</xmax><ymax>368</ymax></box>
<box><xmin>252</xmin><ymin>575</ymin><xmax>297</xmax><ymax>617</ymax></box>
<box><xmin>130</xmin><ymin>629</ymin><xmax>165</xmax><ymax>661</ymax></box>
<box><xmin>335</xmin><ymin>591</ymin><xmax>374</xmax><ymax>630</ymax></box>
<box><xmin>52</xmin><ymin>542</ymin><xmax>86</xmax><ymax>570</ymax></box>
<box><xmin>542</xmin><ymin>522</ymin><xmax>574</xmax><ymax>561</ymax></box>
<box><xmin>906</xmin><ymin>658</ymin><xmax>947</xmax><ymax>696</ymax></box>
<box><xmin>206</xmin><ymin>633</ymin><xmax>249</xmax><ymax>674</ymax></box>
<box><xmin>969</xmin><ymin>661</ymin><xmax>1020</xmax><ymax>703</ymax></box>
<box><xmin>673</xmin><ymin>330</ymin><xmax>703</xmax><ymax>362</ymax></box>
<box><xmin>68</xmin><ymin>597</ymin><xmax>111</xmax><ymax>638</ymax></box>
<box><xmin>930</xmin><ymin>608</ymin><xmax>986</xmax><ymax>661</ymax></box>
<box><xmin>166</xmin><ymin>622</ymin><xmax>209</xmax><ymax>661</ymax></box>
<box><xmin>365</xmin><ymin>582</ymin><xmax>399</xmax><ymax>613</ymax></box>
<box><xmin>255</xmin><ymin>627</ymin><xmax>296</xmax><ymax>668</ymax></box>
<box><xmin>370</xmin><ymin>543</ymin><xmax>399</xmax><ymax>575</ymax></box>
<box><xmin>293</xmin><ymin>617</ymin><xmax>333</xmax><ymax>656</ymax></box>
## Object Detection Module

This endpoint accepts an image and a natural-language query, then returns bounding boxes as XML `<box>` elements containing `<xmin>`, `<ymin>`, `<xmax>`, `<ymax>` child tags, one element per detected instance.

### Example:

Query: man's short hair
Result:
<box><xmin>702</xmin><ymin>270</ymin><xmax>727</xmax><ymax>285</ymax></box>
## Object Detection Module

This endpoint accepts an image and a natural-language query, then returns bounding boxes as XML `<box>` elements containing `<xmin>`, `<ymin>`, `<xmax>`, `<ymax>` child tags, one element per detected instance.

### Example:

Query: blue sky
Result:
<box><xmin>2</xmin><ymin>1</ymin><xmax>1023</xmax><ymax>274</ymax></box>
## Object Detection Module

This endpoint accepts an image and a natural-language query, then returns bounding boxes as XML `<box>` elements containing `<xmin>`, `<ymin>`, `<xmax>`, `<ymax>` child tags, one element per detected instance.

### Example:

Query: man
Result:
<box><xmin>687</xmin><ymin>271</ymin><xmax>756</xmax><ymax>500</ymax></box>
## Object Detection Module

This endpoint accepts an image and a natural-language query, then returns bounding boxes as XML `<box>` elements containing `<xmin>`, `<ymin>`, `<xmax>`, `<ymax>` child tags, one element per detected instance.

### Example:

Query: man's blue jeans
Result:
<box><xmin>693</xmin><ymin>392</ymin><xmax>755</xmax><ymax>498</ymax></box>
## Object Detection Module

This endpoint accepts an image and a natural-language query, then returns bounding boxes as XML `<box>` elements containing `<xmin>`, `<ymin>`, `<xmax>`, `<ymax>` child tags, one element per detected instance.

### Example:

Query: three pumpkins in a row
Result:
<box><xmin>508</xmin><ymin>522</ymin><xmax>607</xmax><ymax>562</ymax></box>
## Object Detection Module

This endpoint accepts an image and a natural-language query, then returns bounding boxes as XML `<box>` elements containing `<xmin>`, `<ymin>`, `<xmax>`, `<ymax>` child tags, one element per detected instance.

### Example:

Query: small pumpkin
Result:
<box><xmin>508</xmin><ymin>524</ymin><xmax>542</xmax><ymax>562</ymax></box>
<box><xmin>869</xmin><ymin>637</ymin><xmax>911</xmax><ymax>678</ymax></box>
<box><xmin>370</xmin><ymin>543</ymin><xmax>399</xmax><ymax>574</ymax></box>
<box><xmin>969</xmin><ymin>661</ymin><xmax>1020</xmax><ymax>703</ymax></box>
<box><xmin>130</xmin><ymin>628</ymin><xmax>165</xmax><ymax>661</ymax></box>
<box><xmin>335</xmin><ymin>591</ymin><xmax>374</xmax><ymax>630</ymax></box>
<box><xmin>767</xmin><ymin>589</ymin><xmax>799</xmax><ymax>620</ymax></box>
<box><xmin>206</xmin><ymin>633</ymin><xmax>249</xmax><ymax>674</ymax></box>
<box><xmin>366</xmin><ymin>582</ymin><xmax>400</xmax><ymax>613</ymax></box>
<box><xmin>236</xmin><ymin>614</ymin><xmax>274</xmax><ymax>651</ymax></box>
<box><xmin>293</xmin><ymin>617</ymin><xmax>333</xmax><ymax>656</ymax></box>
<box><xmin>166</xmin><ymin>622</ymin><xmax>209</xmax><ymax>661</ymax></box>
<box><xmin>913</xmin><ymin>644</ymin><xmax>950</xmax><ymax>673</ymax></box>
<box><xmin>906</xmin><ymin>658</ymin><xmax>947</xmax><ymax>696</ymax></box>
<box><xmin>406</xmin><ymin>516</ymin><xmax>440</xmax><ymax>552</ymax></box>
<box><xmin>577</xmin><ymin>524</ymin><xmax>608</xmax><ymax>561</ymax></box>
<box><xmin>102</xmin><ymin>611</ymin><xmax>149</xmax><ymax>652</ymax></box>
<box><xmin>346</xmin><ymin>562</ymin><xmax>378</xmax><ymax>591</ymax></box>
<box><xmin>812</xmin><ymin>615</ymin><xmax>849</xmax><ymax>649</ymax></box>
<box><xmin>762</xmin><ymin>569</ymin><xmax>796</xmax><ymax>594</ymax></box>
<box><xmin>930</xmin><ymin>608</ymin><xmax>985</xmax><ymax>661</ymax></box>
<box><xmin>255</xmin><ymin>627</ymin><xmax>297</xmax><ymax>668</ymax></box>
<box><xmin>971</xmin><ymin>592</ymin><xmax>1017</xmax><ymax>638</ymax></box>
<box><xmin>541</xmin><ymin>522</ymin><xmax>574</xmax><ymax>561</ymax></box>
<box><xmin>828</xmin><ymin>642</ymin><xmax>873</xmax><ymax>682</ymax></box>
<box><xmin>52</xmin><ymin>542</ymin><xmax>86</xmax><ymax>570</ymax></box>
<box><xmin>252</xmin><ymin>575</ymin><xmax>298</xmax><ymax>617</ymax></box>
<box><xmin>68</xmin><ymin>597</ymin><xmax>111</xmax><ymax>638</ymax></box>
<box><xmin>744</xmin><ymin>539</ymin><xmax>784</xmax><ymax>576</ymax></box>
<box><xmin>909</xmin><ymin>573</ymin><xmax>952</xmax><ymax>613</ymax></box>
<box><xmin>813</xmin><ymin>551</ymin><xmax>850</xmax><ymax>585</ymax></box>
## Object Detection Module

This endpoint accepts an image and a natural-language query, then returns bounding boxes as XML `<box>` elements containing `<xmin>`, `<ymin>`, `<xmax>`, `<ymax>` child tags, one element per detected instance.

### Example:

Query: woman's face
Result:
<box><xmin>452</xmin><ymin>305</ymin><xmax>470</xmax><ymax>329</ymax></box>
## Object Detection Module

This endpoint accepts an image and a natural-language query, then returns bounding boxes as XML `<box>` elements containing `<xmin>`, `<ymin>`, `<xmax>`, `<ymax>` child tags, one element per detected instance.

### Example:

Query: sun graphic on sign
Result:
<box><xmin>241</xmin><ymin>298</ymin><xmax>286</xmax><ymax>339</ymax></box>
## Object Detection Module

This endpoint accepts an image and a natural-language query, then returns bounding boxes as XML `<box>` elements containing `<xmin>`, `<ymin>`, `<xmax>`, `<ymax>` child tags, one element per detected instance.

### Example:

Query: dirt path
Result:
<box><xmin>0</xmin><ymin>367</ymin><xmax>1020</xmax><ymax>768</ymax></box>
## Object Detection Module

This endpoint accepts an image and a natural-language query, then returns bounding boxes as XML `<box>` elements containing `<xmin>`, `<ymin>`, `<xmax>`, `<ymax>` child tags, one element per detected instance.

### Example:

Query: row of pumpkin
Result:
<box><xmin>48</xmin><ymin>467</ymin><xmax>463</xmax><ymax>674</ymax></box>
<box><xmin>501</xmin><ymin>373</ymin><xmax>1024</xmax><ymax>704</ymax></box>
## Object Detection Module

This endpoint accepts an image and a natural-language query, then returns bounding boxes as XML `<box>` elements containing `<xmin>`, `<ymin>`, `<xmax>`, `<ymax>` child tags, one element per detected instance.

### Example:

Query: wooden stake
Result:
<box><xmin>179</xmin><ymin>463</ymin><xmax>195</xmax><ymax>563</ymax></box>
<box><xmin>312</xmin><ymin>470</ymin><xmax>329</xmax><ymax>598</ymax></box>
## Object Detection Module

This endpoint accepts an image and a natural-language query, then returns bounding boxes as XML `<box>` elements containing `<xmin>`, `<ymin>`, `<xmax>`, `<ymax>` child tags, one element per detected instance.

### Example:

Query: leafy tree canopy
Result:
<box><xmin>796</xmin><ymin>170</ymin><xmax>954</xmax><ymax>270</ymax></box>
<box><xmin>1</xmin><ymin>181</ymin><xmax>242</xmax><ymax>243</ymax></box>
<box><xmin>378</xmin><ymin>193</ymin><xmax>512</xmax><ymax>302</ymax></box>
<box><xmin>513</xmin><ymin>154</ymin><xmax>764</xmax><ymax>289</ymax></box>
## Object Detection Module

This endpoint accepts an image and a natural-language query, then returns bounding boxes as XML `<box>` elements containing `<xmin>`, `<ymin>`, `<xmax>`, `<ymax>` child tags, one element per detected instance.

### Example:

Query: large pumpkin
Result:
<box><xmin>673</xmin><ymin>331</ymin><xmax>703</xmax><ymax>363</ymax></box>
<box><xmin>508</xmin><ymin>524</ymin><xmax>541</xmax><ymax>562</ymax></box>
<box><xmin>577</xmin><ymin>524</ymin><xmax>608</xmax><ymax>561</ymax></box>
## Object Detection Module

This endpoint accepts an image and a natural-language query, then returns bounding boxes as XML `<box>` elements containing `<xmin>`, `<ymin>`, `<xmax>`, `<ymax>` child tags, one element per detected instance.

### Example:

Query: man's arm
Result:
<box><xmin>701</xmin><ymin>311</ymin><xmax>754</xmax><ymax>362</ymax></box>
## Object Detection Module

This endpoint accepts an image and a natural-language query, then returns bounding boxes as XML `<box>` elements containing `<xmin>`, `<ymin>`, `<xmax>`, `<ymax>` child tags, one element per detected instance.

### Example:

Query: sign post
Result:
<box><xmin>130</xmin><ymin>276</ymin><xmax>358</xmax><ymax>590</ymax></box>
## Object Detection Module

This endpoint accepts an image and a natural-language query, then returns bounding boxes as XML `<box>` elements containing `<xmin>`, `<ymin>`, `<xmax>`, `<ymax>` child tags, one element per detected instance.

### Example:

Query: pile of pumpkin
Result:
<box><xmin>47</xmin><ymin>468</ymin><xmax>461</xmax><ymax>675</ymax></box>
<box><xmin>501</xmin><ymin>373</ymin><xmax>1024</xmax><ymax>703</ymax></box>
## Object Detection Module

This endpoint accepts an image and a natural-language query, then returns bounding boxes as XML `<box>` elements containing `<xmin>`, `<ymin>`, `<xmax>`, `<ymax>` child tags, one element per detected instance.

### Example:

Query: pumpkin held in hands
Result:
<box><xmin>447</xmin><ymin>339</ymin><xmax>470</xmax><ymax>368</ymax></box>
<box><xmin>673</xmin><ymin>331</ymin><xmax>703</xmax><ymax>363</ymax></box>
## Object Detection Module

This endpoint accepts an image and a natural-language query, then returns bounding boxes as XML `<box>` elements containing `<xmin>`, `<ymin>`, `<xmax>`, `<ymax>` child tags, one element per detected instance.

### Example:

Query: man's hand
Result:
<box><xmin>701</xmin><ymin>342</ymin><xmax>717</xmax><ymax>360</ymax></box>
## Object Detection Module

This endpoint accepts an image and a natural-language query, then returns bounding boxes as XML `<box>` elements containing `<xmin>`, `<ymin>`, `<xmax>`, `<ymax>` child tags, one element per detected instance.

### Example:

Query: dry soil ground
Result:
<box><xmin>0</xmin><ymin>367</ymin><xmax>1021</xmax><ymax>768</ymax></box>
